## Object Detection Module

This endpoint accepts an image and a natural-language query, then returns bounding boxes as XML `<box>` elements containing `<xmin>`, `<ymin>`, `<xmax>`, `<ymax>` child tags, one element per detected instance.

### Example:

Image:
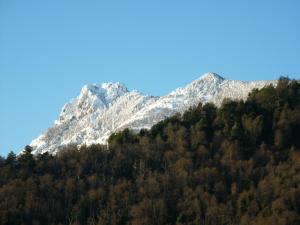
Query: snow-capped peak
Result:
<box><xmin>30</xmin><ymin>73</ymin><xmax>275</xmax><ymax>155</ymax></box>
<box><xmin>79</xmin><ymin>82</ymin><xmax>128</xmax><ymax>103</ymax></box>
<box><xmin>197</xmin><ymin>72</ymin><xmax>225</xmax><ymax>82</ymax></box>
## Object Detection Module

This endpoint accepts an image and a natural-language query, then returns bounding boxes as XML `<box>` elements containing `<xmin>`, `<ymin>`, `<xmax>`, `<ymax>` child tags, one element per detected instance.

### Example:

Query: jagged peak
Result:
<box><xmin>81</xmin><ymin>82</ymin><xmax>128</xmax><ymax>94</ymax></box>
<box><xmin>101</xmin><ymin>82</ymin><xmax>128</xmax><ymax>92</ymax></box>
<box><xmin>30</xmin><ymin>73</ymin><xmax>275</xmax><ymax>155</ymax></box>
<box><xmin>79</xmin><ymin>82</ymin><xmax>128</xmax><ymax>102</ymax></box>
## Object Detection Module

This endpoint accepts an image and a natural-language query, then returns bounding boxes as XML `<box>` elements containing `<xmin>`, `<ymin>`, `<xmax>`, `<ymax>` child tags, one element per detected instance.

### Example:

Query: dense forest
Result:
<box><xmin>0</xmin><ymin>78</ymin><xmax>300</xmax><ymax>225</ymax></box>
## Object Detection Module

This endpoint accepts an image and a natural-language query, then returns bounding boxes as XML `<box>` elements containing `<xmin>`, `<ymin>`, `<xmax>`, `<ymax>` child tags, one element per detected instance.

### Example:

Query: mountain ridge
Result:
<box><xmin>30</xmin><ymin>73</ymin><xmax>275</xmax><ymax>155</ymax></box>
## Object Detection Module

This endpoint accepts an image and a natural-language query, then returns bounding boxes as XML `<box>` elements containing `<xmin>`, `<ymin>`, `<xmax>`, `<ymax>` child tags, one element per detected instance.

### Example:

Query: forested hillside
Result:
<box><xmin>0</xmin><ymin>78</ymin><xmax>299</xmax><ymax>225</ymax></box>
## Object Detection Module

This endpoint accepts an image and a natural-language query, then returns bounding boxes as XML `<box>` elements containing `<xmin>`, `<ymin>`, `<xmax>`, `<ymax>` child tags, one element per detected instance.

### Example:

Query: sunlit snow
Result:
<box><xmin>30</xmin><ymin>73</ymin><xmax>275</xmax><ymax>155</ymax></box>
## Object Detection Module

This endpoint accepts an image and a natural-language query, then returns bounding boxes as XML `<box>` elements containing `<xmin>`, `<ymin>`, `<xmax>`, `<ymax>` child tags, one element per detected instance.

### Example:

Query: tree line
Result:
<box><xmin>0</xmin><ymin>77</ymin><xmax>299</xmax><ymax>225</ymax></box>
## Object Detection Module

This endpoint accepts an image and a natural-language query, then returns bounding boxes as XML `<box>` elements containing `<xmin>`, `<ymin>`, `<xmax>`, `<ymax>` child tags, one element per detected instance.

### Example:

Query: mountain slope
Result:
<box><xmin>30</xmin><ymin>73</ymin><xmax>275</xmax><ymax>154</ymax></box>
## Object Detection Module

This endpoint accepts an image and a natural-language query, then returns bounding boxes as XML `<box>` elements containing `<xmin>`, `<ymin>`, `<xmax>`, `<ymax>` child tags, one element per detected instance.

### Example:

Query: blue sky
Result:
<box><xmin>0</xmin><ymin>0</ymin><xmax>300</xmax><ymax>156</ymax></box>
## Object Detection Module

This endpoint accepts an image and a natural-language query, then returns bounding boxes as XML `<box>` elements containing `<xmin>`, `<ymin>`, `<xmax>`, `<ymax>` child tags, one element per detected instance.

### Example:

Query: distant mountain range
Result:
<box><xmin>30</xmin><ymin>73</ymin><xmax>275</xmax><ymax>155</ymax></box>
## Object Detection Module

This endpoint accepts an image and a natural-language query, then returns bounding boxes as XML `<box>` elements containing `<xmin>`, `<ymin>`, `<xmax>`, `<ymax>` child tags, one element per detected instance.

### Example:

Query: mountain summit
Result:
<box><xmin>197</xmin><ymin>72</ymin><xmax>225</xmax><ymax>81</ymax></box>
<box><xmin>30</xmin><ymin>73</ymin><xmax>274</xmax><ymax>154</ymax></box>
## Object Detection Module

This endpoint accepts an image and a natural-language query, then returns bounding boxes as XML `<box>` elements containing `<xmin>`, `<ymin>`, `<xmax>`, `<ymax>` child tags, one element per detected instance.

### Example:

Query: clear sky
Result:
<box><xmin>0</xmin><ymin>0</ymin><xmax>300</xmax><ymax>156</ymax></box>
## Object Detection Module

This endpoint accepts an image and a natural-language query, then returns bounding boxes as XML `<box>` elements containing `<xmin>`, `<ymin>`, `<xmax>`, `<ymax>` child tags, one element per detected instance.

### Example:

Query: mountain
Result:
<box><xmin>30</xmin><ymin>73</ymin><xmax>275</xmax><ymax>155</ymax></box>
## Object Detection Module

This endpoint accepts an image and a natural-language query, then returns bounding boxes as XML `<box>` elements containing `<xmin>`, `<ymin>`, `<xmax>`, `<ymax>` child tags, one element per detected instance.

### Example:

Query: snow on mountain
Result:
<box><xmin>30</xmin><ymin>73</ymin><xmax>275</xmax><ymax>155</ymax></box>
